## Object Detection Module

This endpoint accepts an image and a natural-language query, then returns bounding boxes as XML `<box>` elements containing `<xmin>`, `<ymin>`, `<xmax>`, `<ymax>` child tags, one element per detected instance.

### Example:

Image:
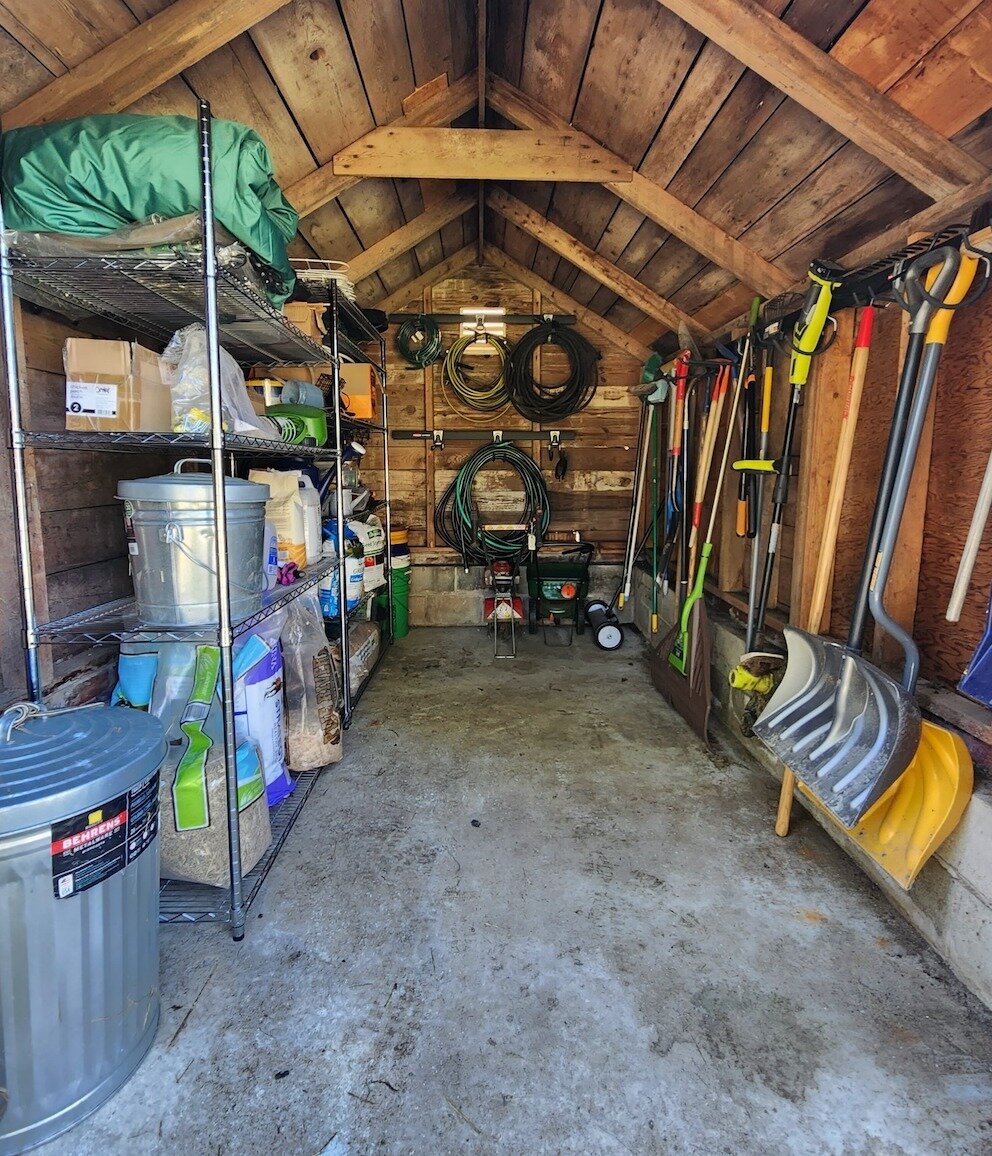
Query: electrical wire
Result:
<box><xmin>434</xmin><ymin>441</ymin><xmax>551</xmax><ymax>566</ymax></box>
<box><xmin>507</xmin><ymin>321</ymin><xmax>600</xmax><ymax>422</ymax></box>
<box><xmin>442</xmin><ymin>332</ymin><xmax>512</xmax><ymax>415</ymax></box>
<box><xmin>395</xmin><ymin>314</ymin><xmax>444</xmax><ymax>368</ymax></box>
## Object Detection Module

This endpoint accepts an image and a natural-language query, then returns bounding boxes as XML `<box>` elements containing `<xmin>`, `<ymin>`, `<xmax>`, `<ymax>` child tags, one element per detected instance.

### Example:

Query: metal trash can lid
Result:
<box><xmin>117</xmin><ymin>459</ymin><xmax>269</xmax><ymax>504</ymax></box>
<box><xmin>0</xmin><ymin>703</ymin><xmax>166</xmax><ymax>837</ymax></box>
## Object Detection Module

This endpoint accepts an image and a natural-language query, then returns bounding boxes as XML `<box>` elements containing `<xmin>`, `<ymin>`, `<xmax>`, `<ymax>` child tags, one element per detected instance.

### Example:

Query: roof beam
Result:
<box><xmin>487</xmin><ymin>188</ymin><xmax>705</xmax><ymax>337</ymax></box>
<box><xmin>333</xmin><ymin>127</ymin><xmax>632</xmax><ymax>183</ymax></box>
<box><xmin>487</xmin><ymin>75</ymin><xmax>791</xmax><ymax>299</ymax></box>
<box><xmin>349</xmin><ymin>193</ymin><xmax>475</xmax><ymax>284</ymax></box>
<box><xmin>286</xmin><ymin>71</ymin><xmax>478</xmax><ymax>220</ymax></box>
<box><xmin>3</xmin><ymin>0</ymin><xmax>293</xmax><ymax>129</ymax></box>
<box><xmin>377</xmin><ymin>245</ymin><xmax>477</xmax><ymax>312</ymax></box>
<box><xmin>655</xmin><ymin>0</ymin><xmax>986</xmax><ymax>200</ymax></box>
<box><xmin>483</xmin><ymin>245</ymin><xmax>653</xmax><ymax>362</ymax></box>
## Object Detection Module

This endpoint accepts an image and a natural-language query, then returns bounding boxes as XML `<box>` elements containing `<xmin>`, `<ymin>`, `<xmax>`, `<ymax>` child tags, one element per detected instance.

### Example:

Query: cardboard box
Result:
<box><xmin>340</xmin><ymin>362</ymin><xmax>378</xmax><ymax>420</ymax></box>
<box><xmin>282</xmin><ymin>303</ymin><xmax>327</xmax><ymax>343</ymax></box>
<box><xmin>64</xmin><ymin>339</ymin><xmax>171</xmax><ymax>432</ymax></box>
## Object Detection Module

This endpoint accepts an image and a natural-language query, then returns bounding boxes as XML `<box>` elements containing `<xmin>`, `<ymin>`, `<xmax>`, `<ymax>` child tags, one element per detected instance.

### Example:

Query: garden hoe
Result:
<box><xmin>754</xmin><ymin>245</ymin><xmax>977</xmax><ymax>829</ymax></box>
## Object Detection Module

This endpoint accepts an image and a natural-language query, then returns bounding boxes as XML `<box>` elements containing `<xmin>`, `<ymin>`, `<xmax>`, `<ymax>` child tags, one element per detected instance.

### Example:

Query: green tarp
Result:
<box><xmin>1</xmin><ymin>113</ymin><xmax>298</xmax><ymax>304</ymax></box>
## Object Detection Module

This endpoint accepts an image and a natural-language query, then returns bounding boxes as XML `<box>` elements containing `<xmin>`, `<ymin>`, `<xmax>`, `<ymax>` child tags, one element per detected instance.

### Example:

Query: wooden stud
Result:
<box><xmin>3</xmin><ymin>0</ymin><xmax>294</xmax><ymax>128</ymax></box>
<box><xmin>487</xmin><ymin>189</ymin><xmax>703</xmax><ymax>337</ymax></box>
<box><xmin>487</xmin><ymin>75</ymin><xmax>792</xmax><ymax>300</ymax></box>
<box><xmin>656</xmin><ymin>0</ymin><xmax>987</xmax><ymax>200</ymax></box>
<box><xmin>483</xmin><ymin>244</ymin><xmax>654</xmax><ymax>362</ymax></box>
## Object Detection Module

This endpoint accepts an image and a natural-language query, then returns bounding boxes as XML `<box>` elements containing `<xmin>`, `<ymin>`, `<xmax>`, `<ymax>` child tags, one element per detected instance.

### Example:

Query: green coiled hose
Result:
<box><xmin>396</xmin><ymin>314</ymin><xmax>444</xmax><ymax>368</ymax></box>
<box><xmin>434</xmin><ymin>441</ymin><xmax>551</xmax><ymax>565</ymax></box>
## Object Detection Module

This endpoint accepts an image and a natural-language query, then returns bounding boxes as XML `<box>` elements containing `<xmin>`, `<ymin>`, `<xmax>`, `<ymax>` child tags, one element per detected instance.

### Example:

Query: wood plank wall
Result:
<box><xmin>364</xmin><ymin>263</ymin><xmax>642</xmax><ymax>561</ymax></box>
<box><xmin>916</xmin><ymin>290</ymin><xmax>992</xmax><ymax>684</ymax></box>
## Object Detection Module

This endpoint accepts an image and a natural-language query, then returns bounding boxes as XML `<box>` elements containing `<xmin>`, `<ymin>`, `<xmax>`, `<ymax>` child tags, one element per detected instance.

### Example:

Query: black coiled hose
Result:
<box><xmin>396</xmin><ymin>314</ymin><xmax>444</xmax><ymax>368</ymax></box>
<box><xmin>507</xmin><ymin>322</ymin><xmax>600</xmax><ymax>421</ymax></box>
<box><xmin>434</xmin><ymin>442</ymin><xmax>551</xmax><ymax>565</ymax></box>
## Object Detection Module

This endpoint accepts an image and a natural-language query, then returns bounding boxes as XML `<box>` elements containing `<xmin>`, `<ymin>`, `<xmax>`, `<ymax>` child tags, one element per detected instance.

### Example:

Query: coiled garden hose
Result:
<box><xmin>507</xmin><ymin>322</ymin><xmax>600</xmax><ymax>421</ymax></box>
<box><xmin>396</xmin><ymin>314</ymin><xmax>444</xmax><ymax>368</ymax></box>
<box><xmin>434</xmin><ymin>441</ymin><xmax>551</xmax><ymax>566</ymax></box>
<box><xmin>441</xmin><ymin>331</ymin><xmax>512</xmax><ymax>416</ymax></box>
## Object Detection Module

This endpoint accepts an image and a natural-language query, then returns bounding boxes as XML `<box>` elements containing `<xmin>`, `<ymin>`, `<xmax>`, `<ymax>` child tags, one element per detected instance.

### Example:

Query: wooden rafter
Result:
<box><xmin>332</xmin><ymin>127</ymin><xmax>633</xmax><ymax>183</ymax></box>
<box><xmin>483</xmin><ymin>245</ymin><xmax>653</xmax><ymax>363</ymax></box>
<box><xmin>488</xmin><ymin>75</ymin><xmax>791</xmax><ymax>299</ymax></box>
<box><xmin>377</xmin><ymin>245</ymin><xmax>477</xmax><ymax>312</ymax></box>
<box><xmin>348</xmin><ymin>193</ymin><xmax>475</xmax><ymax>284</ymax></box>
<box><xmin>487</xmin><ymin>188</ymin><xmax>705</xmax><ymax>337</ymax></box>
<box><xmin>286</xmin><ymin>71</ymin><xmax>478</xmax><ymax>220</ymax></box>
<box><xmin>3</xmin><ymin>0</ymin><xmax>293</xmax><ymax>129</ymax></box>
<box><xmin>656</xmin><ymin>0</ymin><xmax>987</xmax><ymax>201</ymax></box>
<box><xmin>477</xmin><ymin>0</ymin><xmax>487</xmax><ymax>263</ymax></box>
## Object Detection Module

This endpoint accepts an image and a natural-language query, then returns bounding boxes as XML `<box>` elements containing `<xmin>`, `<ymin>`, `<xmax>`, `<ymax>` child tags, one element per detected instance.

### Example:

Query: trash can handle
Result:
<box><xmin>174</xmin><ymin>458</ymin><xmax>214</xmax><ymax>475</ymax></box>
<box><xmin>0</xmin><ymin>701</ymin><xmax>102</xmax><ymax>741</ymax></box>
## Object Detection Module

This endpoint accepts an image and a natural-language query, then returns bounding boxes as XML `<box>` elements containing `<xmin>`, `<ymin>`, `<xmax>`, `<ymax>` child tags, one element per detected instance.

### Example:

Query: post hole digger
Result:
<box><xmin>754</xmin><ymin>244</ymin><xmax>983</xmax><ymax>846</ymax></box>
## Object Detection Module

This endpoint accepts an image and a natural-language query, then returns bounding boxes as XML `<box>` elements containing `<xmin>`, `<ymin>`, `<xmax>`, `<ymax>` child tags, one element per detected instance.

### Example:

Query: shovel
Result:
<box><xmin>754</xmin><ymin>247</ymin><xmax>975</xmax><ymax>827</ymax></box>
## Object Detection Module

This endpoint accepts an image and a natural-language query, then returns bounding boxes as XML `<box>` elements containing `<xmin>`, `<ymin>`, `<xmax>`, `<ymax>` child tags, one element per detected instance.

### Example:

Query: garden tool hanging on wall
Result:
<box><xmin>754</xmin><ymin>245</ymin><xmax>981</xmax><ymax>832</ymax></box>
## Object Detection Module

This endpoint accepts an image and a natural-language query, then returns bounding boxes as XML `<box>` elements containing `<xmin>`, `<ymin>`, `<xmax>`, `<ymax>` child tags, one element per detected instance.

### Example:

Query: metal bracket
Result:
<box><xmin>492</xmin><ymin>430</ymin><xmax>503</xmax><ymax>443</ymax></box>
<box><xmin>431</xmin><ymin>429</ymin><xmax>444</xmax><ymax>450</ymax></box>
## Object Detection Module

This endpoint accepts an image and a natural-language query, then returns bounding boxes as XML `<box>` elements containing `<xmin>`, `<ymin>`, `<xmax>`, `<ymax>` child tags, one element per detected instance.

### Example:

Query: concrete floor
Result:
<box><xmin>50</xmin><ymin>627</ymin><xmax>992</xmax><ymax>1155</ymax></box>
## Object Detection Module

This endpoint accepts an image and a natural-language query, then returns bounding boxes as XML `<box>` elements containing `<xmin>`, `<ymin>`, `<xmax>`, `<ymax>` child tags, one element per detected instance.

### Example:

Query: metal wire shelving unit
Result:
<box><xmin>0</xmin><ymin>99</ymin><xmax>391</xmax><ymax>939</ymax></box>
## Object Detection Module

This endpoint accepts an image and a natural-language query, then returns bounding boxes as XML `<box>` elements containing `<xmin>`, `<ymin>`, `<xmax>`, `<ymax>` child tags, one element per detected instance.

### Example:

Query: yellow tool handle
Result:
<box><xmin>733</xmin><ymin>458</ymin><xmax>778</xmax><ymax>473</ymax></box>
<box><xmin>760</xmin><ymin>364</ymin><xmax>773</xmax><ymax>434</ymax></box>
<box><xmin>926</xmin><ymin>252</ymin><xmax>980</xmax><ymax>345</ymax></box>
<box><xmin>789</xmin><ymin>260</ymin><xmax>844</xmax><ymax>389</ymax></box>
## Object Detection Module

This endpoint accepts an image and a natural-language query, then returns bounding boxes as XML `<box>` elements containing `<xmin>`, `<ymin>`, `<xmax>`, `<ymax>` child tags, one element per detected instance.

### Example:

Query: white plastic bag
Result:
<box><xmin>162</xmin><ymin>323</ymin><xmax>263</xmax><ymax>433</ymax></box>
<box><xmin>282</xmin><ymin>588</ymin><xmax>342</xmax><ymax>771</ymax></box>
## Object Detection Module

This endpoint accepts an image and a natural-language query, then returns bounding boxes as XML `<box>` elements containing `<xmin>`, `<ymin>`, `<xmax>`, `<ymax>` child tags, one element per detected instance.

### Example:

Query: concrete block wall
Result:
<box><xmin>630</xmin><ymin>566</ymin><xmax>992</xmax><ymax>1011</ymax></box>
<box><xmin>408</xmin><ymin>561</ymin><xmax>627</xmax><ymax>628</ymax></box>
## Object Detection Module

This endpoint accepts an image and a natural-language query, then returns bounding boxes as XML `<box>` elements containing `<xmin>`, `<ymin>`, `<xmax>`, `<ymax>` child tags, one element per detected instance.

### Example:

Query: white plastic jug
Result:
<box><xmin>299</xmin><ymin>475</ymin><xmax>322</xmax><ymax>566</ymax></box>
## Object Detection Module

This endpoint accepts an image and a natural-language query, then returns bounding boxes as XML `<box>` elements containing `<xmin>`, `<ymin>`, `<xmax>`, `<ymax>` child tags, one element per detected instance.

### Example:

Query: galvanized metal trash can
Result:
<box><xmin>0</xmin><ymin>702</ymin><xmax>167</xmax><ymax>1154</ymax></box>
<box><xmin>118</xmin><ymin>459</ymin><xmax>269</xmax><ymax>627</ymax></box>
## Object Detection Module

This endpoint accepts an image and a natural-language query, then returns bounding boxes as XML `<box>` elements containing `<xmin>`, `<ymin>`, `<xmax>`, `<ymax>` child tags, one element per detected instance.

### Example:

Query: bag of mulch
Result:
<box><xmin>115</xmin><ymin>640</ymin><xmax>272</xmax><ymax>887</ymax></box>
<box><xmin>282</xmin><ymin>588</ymin><xmax>342</xmax><ymax>771</ymax></box>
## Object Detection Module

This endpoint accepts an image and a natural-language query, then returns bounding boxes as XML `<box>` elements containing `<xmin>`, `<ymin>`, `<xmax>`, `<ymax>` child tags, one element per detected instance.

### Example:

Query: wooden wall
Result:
<box><xmin>365</xmin><ymin>262</ymin><xmax>642</xmax><ymax>561</ymax></box>
<box><xmin>917</xmin><ymin>290</ymin><xmax>992</xmax><ymax>684</ymax></box>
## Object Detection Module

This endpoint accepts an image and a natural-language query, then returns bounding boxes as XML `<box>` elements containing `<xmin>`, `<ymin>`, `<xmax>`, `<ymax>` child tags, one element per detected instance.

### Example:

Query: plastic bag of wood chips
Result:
<box><xmin>282</xmin><ymin>588</ymin><xmax>342</xmax><ymax>771</ymax></box>
<box><xmin>119</xmin><ymin>640</ymin><xmax>273</xmax><ymax>887</ymax></box>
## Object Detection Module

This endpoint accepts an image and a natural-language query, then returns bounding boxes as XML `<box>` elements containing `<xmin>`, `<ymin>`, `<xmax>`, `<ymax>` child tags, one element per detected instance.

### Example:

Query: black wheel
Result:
<box><xmin>528</xmin><ymin>596</ymin><xmax>538</xmax><ymax>634</ymax></box>
<box><xmin>585</xmin><ymin>599</ymin><xmax>608</xmax><ymax>625</ymax></box>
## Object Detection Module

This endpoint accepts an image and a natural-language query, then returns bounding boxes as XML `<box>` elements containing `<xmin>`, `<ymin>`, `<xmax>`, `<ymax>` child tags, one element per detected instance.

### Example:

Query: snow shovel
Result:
<box><xmin>754</xmin><ymin>246</ymin><xmax>974</xmax><ymax>828</ymax></box>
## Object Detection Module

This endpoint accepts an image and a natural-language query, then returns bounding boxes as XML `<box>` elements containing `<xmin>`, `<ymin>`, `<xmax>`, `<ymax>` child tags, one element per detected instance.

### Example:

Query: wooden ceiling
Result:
<box><xmin>1</xmin><ymin>0</ymin><xmax>992</xmax><ymax>347</ymax></box>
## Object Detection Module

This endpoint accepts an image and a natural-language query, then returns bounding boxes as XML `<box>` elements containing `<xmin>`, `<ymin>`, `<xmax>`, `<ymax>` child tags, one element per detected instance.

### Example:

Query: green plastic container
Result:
<box><xmin>264</xmin><ymin>403</ymin><xmax>327</xmax><ymax>446</ymax></box>
<box><xmin>391</xmin><ymin>567</ymin><xmax>410</xmax><ymax>639</ymax></box>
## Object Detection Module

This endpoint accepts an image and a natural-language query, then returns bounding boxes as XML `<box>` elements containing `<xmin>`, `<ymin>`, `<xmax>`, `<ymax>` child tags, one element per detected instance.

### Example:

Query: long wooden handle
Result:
<box><xmin>947</xmin><ymin>445</ymin><xmax>992</xmax><ymax>621</ymax></box>
<box><xmin>776</xmin><ymin>306</ymin><xmax>874</xmax><ymax>837</ymax></box>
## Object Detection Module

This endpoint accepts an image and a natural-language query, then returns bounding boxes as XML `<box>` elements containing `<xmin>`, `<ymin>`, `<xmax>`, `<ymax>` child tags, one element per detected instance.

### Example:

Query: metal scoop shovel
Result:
<box><xmin>754</xmin><ymin>246</ymin><xmax>973</xmax><ymax>827</ymax></box>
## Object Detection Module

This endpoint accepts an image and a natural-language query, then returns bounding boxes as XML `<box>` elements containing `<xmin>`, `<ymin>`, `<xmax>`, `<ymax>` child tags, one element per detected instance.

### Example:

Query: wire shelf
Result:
<box><xmin>159</xmin><ymin>765</ymin><xmax>323</xmax><ymax>925</ymax></box>
<box><xmin>35</xmin><ymin>558</ymin><xmax>335</xmax><ymax>643</ymax></box>
<box><xmin>8</xmin><ymin>251</ymin><xmax>330</xmax><ymax>367</ymax></box>
<box><xmin>21</xmin><ymin>429</ymin><xmax>341</xmax><ymax>458</ymax></box>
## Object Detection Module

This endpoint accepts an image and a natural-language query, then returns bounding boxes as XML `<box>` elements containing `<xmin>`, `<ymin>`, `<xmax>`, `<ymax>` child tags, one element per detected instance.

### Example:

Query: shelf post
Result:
<box><xmin>330</xmin><ymin>283</ymin><xmax>351</xmax><ymax>722</ymax></box>
<box><xmin>198</xmin><ymin>99</ymin><xmax>246</xmax><ymax>941</ymax></box>
<box><xmin>0</xmin><ymin>190</ymin><xmax>42</xmax><ymax>701</ymax></box>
